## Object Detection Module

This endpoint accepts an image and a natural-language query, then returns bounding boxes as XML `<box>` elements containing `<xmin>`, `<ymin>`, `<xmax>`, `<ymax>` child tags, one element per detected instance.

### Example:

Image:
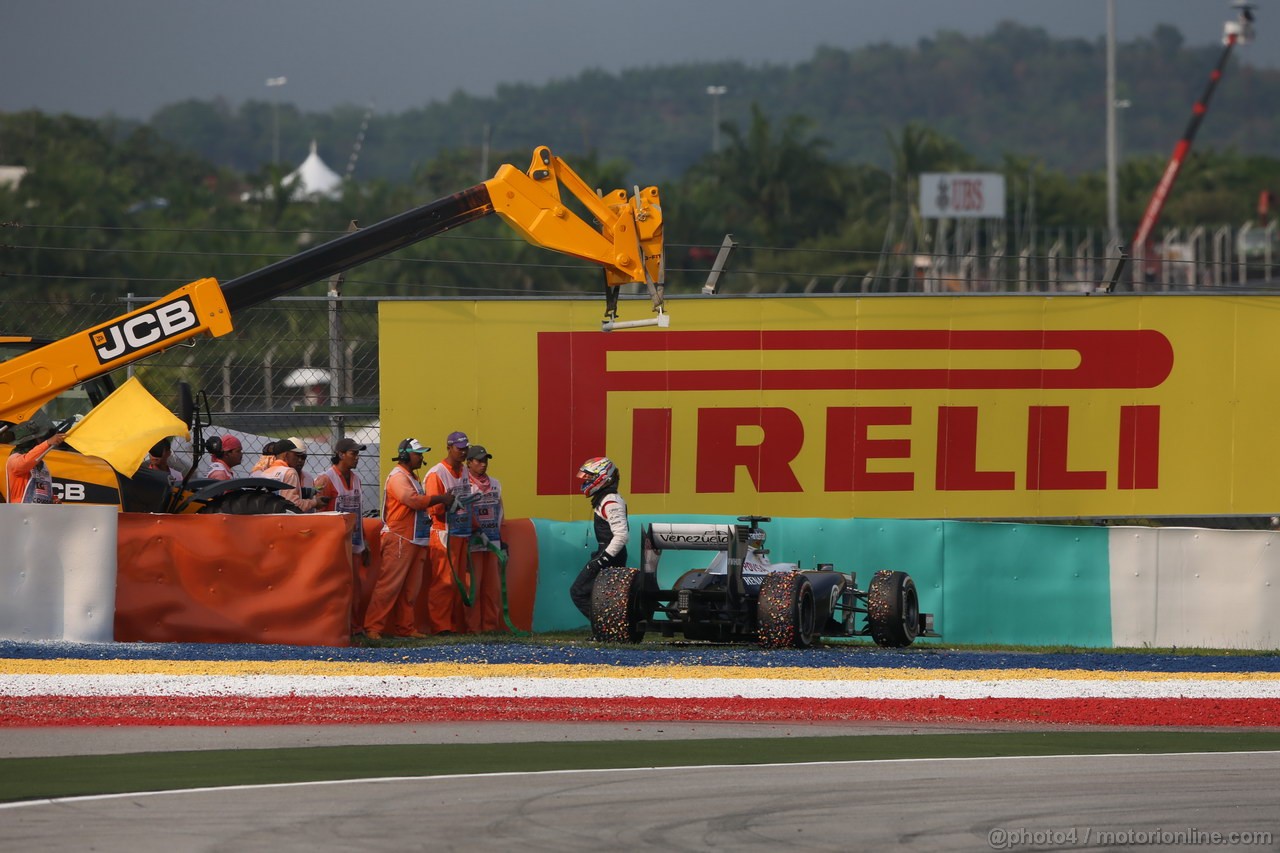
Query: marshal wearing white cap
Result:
<box><xmin>262</xmin><ymin>436</ymin><xmax>330</xmax><ymax>512</ymax></box>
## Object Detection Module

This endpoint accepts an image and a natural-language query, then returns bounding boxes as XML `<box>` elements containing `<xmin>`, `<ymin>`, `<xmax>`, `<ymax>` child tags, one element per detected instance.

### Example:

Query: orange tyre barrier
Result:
<box><xmin>115</xmin><ymin>512</ymin><xmax>355</xmax><ymax>646</ymax></box>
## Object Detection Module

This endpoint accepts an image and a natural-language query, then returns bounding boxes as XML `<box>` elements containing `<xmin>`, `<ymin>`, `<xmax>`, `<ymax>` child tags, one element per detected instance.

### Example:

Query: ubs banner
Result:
<box><xmin>379</xmin><ymin>295</ymin><xmax>1280</xmax><ymax>521</ymax></box>
<box><xmin>919</xmin><ymin>173</ymin><xmax>1005</xmax><ymax>219</ymax></box>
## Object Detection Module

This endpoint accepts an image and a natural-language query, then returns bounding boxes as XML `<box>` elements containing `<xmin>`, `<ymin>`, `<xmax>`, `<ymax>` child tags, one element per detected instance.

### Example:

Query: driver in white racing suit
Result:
<box><xmin>569</xmin><ymin>456</ymin><xmax>629</xmax><ymax>622</ymax></box>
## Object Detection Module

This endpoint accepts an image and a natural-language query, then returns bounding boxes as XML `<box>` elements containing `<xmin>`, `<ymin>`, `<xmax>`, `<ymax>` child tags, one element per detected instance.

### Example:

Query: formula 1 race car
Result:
<box><xmin>590</xmin><ymin>516</ymin><xmax>938</xmax><ymax>649</ymax></box>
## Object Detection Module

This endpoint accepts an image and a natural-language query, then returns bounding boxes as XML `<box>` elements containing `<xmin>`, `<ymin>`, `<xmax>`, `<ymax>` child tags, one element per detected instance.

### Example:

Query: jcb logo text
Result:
<box><xmin>91</xmin><ymin>296</ymin><xmax>199</xmax><ymax>363</ymax></box>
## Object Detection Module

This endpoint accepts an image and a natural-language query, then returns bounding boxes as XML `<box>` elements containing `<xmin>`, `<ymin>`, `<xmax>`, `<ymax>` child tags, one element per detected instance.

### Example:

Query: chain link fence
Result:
<box><xmin>840</xmin><ymin>221</ymin><xmax>1280</xmax><ymax>294</ymax></box>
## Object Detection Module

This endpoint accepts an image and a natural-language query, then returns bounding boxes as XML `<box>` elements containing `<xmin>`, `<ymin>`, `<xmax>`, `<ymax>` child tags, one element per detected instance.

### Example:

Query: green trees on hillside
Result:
<box><xmin>679</xmin><ymin>106</ymin><xmax>849</xmax><ymax>248</ymax></box>
<box><xmin>7</xmin><ymin>17</ymin><xmax>1280</xmax><ymax>311</ymax></box>
<box><xmin>5</xmin><ymin>103</ymin><xmax>1280</xmax><ymax>306</ymax></box>
<box><xmin>67</xmin><ymin>22</ymin><xmax>1280</xmax><ymax>187</ymax></box>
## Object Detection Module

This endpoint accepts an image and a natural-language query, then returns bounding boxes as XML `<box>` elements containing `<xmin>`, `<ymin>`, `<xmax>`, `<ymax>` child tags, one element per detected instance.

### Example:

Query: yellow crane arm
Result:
<box><xmin>0</xmin><ymin>278</ymin><xmax>233</xmax><ymax>427</ymax></box>
<box><xmin>486</xmin><ymin>146</ymin><xmax>664</xmax><ymax>294</ymax></box>
<box><xmin>1</xmin><ymin>146</ymin><xmax>665</xmax><ymax>427</ymax></box>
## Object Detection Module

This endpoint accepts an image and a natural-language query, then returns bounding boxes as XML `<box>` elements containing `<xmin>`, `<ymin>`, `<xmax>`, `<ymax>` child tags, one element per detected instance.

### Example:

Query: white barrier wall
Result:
<box><xmin>1110</xmin><ymin>526</ymin><xmax>1280</xmax><ymax>649</ymax></box>
<box><xmin>0</xmin><ymin>505</ymin><xmax>118</xmax><ymax>643</ymax></box>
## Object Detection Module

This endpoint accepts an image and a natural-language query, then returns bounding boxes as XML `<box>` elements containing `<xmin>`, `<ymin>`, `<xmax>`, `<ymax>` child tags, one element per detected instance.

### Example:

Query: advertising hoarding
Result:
<box><xmin>919</xmin><ymin>172</ymin><xmax>1006</xmax><ymax>219</ymax></box>
<box><xmin>380</xmin><ymin>295</ymin><xmax>1280</xmax><ymax>521</ymax></box>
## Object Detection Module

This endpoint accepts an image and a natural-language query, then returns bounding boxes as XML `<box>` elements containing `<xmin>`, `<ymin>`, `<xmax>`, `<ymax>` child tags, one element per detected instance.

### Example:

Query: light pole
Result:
<box><xmin>706</xmin><ymin>85</ymin><xmax>727</xmax><ymax>154</ymax></box>
<box><xmin>1105</xmin><ymin>0</ymin><xmax>1119</xmax><ymax>243</ymax></box>
<box><xmin>266</xmin><ymin>75</ymin><xmax>287</xmax><ymax>164</ymax></box>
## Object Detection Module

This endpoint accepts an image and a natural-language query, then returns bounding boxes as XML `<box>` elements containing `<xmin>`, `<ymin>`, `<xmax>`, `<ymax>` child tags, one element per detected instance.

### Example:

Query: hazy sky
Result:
<box><xmin>1</xmin><ymin>0</ymin><xmax>1271</xmax><ymax>119</ymax></box>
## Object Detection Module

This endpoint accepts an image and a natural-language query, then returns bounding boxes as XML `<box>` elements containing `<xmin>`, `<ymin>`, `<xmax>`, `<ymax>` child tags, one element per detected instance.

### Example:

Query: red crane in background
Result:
<box><xmin>1111</xmin><ymin>3</ymin><xmax>1256</xmax><ymax>291</ymax></box>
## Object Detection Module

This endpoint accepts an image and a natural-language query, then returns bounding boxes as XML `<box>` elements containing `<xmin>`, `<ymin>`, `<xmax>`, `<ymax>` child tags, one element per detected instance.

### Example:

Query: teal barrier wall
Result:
<box><xmin>530</xmin><ymin>516</ymin><xmax>1113</xmax><ymax>646</ymax></box>
<box><xmin>529</xmin><ymin>518</ymin><xmax>600</xmax><ymax>633</ymax></box>
<box><xmin>939</xmin><ymin>522</ymin><xmax>1111</xmax><ymax>646</ymax></box>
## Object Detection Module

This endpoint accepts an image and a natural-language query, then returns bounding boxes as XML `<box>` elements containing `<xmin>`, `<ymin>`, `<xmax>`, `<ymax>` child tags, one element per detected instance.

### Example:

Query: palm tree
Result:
<box><xmin>884</xmin><ymin>122</ymin><xmax>975</xmax><ymax>248</ymax></box>
<box><xmin>708</xmin><ymin>104</ymin><xmax>847</xmax><ymax>248</ymax></box>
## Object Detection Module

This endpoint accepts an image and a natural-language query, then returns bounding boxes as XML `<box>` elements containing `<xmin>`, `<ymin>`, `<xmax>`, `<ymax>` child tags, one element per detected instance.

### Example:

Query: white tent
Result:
<box><xmin>243</xmin><ymin>140</ymin><xmax>343</xmax><ymax>203</ymax></box>
<box><xmin>281</xmin><ymin>140</ymin><xmax>342</xmax><ymax>201</ymax></box>
<box><xmin>0</xmin><ymin>165</ymin><xmax>27</xmax><ymax>190</ymax></box>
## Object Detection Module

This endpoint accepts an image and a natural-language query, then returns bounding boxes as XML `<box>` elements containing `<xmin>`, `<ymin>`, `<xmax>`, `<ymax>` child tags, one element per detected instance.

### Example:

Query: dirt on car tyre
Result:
<box><xmin>757</xmin><ymin>571</ymin><xmax>817</xmax><ymax>649</ymax></box>
<box><xmin>591</xmin><ymin>567</ymin><xmax>646</xmax><ymax>643</ymax></box>
<box><xmin>867</xmin><ymin>569</ymin><xmax>920</xmax><ymax>648</ymax></box>
<box><xmin>197</xmin><ymin>490</ymin><xmax>300</xmax><ymax>515</ymax></box>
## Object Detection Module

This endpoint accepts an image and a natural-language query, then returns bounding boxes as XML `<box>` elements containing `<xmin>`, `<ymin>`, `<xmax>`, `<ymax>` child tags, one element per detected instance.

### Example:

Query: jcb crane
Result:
<box><xmin>0</xmin><ymin>146</ymin><xmax>665</xmax><ymax>510</ymax></box>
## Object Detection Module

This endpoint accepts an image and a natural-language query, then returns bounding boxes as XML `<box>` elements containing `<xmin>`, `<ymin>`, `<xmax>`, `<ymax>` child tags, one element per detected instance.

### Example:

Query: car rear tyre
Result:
<box><xmin>197</xmin><ymin>490</ymin><xmax>300</xmax><ymax>515</ymax></box>
<box><xmin>867</xmin><ymin>569</ymin><xmax>920</xmax><ymax>648</ymax></box>
<box><xmin>757</xmin><ymin>571</ymin><xmax>816</xmax><ymax>649</ymax></box>
<box><xmin>591</xmin><ymin>567</ymin><xmax>646</xmax><ymax>643</ymax></box>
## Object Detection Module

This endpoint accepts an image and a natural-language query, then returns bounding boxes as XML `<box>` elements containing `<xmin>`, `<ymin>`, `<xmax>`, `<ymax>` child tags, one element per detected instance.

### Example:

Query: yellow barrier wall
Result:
<box><xmin>380</xmin><ymin>295</ymin><xmax>1280</xmax><ymax>521</ymax></box>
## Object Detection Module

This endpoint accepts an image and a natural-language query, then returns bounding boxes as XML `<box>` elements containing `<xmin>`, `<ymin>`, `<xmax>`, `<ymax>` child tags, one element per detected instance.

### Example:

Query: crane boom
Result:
<box><xmin>0</xmin><ymin>146</ymin><xmax>664</xmax><ymax>427</ymax></box>
<box><xmin>1117</xmin><ymin>4</ymin><xmax>1255</xmax><ymax>291</ymax></box>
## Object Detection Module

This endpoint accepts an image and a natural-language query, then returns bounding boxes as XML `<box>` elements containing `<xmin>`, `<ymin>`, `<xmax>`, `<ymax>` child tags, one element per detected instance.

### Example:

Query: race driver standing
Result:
<box><xmin>569</xmin><ymin>456</ymin><xmax>629</xmax><ymax>623</ymax></box>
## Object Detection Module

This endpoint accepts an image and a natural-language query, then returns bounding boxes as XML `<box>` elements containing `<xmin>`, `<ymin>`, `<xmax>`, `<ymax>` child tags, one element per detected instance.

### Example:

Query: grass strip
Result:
<box><xmin>2</xmin><ymin>730</ymin><xmax>1278</xmax><ymax>804</ymax></box>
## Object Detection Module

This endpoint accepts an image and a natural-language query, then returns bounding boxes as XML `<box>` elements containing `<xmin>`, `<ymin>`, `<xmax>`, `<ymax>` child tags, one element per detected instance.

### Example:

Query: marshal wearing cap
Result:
<box><xmin>334</xmin><ymin>437</ymin><xmax>366</xmax><ymax>455</ymax></box>
<box><xmin>278</xmin><ymin>436</ymin><xmax>307</xmax><ymax>454</ymax></box>
<box><xmin>394</xmin><ymin>437</ymin><xmax>431</xmax><ymax>459</ymax></box>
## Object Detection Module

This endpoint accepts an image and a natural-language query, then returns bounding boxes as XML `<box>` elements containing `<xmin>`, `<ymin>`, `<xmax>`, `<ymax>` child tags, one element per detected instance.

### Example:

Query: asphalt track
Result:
<box><xmin>2</xmin><ymin>751</ymin><xmax>1277</xmax><ymax>851</ymax></box>
<box><xmin>3</xmin><ymin>640</ymin><xmax>1279</xmax><ymax>850</ymax></box>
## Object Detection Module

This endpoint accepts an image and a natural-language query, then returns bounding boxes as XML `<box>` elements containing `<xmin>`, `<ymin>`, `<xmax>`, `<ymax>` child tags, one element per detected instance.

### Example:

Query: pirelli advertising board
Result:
<box><xmin>380</xmin><ymin>295</ymin><xmax>1280</xmax><ymax>521</ymax></box>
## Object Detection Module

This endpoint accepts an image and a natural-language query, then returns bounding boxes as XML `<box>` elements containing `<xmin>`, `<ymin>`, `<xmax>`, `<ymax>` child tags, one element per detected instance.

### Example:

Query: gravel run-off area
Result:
<box><xmin>2</xmin><ymin>640</ymin><xmax>1278</xmax><ymax>729</ymax></box>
